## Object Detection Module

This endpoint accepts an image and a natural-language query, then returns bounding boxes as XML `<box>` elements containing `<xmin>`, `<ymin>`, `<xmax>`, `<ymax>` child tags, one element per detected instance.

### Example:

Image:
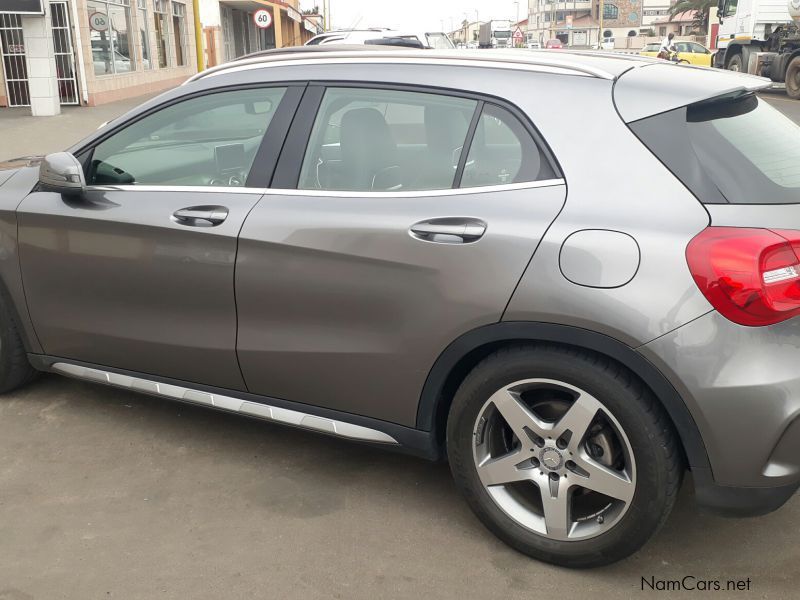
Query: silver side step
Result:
<box><xmin>51</xmin><ymin>362</ymin><xmax>399</xmax><ymax>445</ymax></box>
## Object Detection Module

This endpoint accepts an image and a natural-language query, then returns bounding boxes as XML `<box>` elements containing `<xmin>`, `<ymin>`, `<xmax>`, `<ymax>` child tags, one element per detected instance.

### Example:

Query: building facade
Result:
<box><xmin>199</xmin><ymin>0</ymin><xmax>321</xmax><ymax>68</ymax></box>
<box><xmin>1</xmin><ymin>0</ymin><xmax>198</xmax><ymax>113</ymax></box>
<box><xmin>527</xmin><ymin>0</ymin><xmax>598</xmax><ymax>47</ymax></box>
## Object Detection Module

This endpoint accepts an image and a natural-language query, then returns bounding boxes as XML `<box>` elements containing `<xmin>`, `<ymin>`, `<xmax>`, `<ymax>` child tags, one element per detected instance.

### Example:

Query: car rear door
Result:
<box><xmin>234</xmin><ymin>84</ymin><xmax>567</xmax><ymax>425</ymax></box>
<box><xmin>17</xmin><ymin>85</ymin><xmax>302</xmax><ymax>391</ymax></box>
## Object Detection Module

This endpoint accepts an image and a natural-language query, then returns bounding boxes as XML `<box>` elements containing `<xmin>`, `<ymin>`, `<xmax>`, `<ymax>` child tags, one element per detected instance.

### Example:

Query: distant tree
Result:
<box><xmin>669</xmin><ymin>0</ymin><xmax>714</xmax><ymax>31</ymax></box>
<box><xmin>302</xmin><ymin>6</ymin><xmax>320</xmax><ymax>15</ymax></box>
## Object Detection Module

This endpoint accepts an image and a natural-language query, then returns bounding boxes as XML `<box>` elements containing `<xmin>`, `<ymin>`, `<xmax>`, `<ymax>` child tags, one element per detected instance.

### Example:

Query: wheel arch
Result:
<box><xmin>416</xmin><ymin>322</ymin><xmax>710</xmax><ymax>470</ymax></box>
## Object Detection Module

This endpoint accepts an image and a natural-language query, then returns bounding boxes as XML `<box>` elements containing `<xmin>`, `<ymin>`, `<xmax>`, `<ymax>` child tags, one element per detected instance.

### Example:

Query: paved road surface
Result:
<box><xmin>1</xmin><ymin>88</ymin><xmax>799</xmax><ymax>599</ymax></box>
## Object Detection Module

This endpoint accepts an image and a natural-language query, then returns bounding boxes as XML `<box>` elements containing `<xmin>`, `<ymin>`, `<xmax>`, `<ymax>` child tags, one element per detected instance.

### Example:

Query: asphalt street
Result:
<box><xmin>0</xmin><ymin>89</ymin><xmax>799</xmax><ymax>599</ymax></box>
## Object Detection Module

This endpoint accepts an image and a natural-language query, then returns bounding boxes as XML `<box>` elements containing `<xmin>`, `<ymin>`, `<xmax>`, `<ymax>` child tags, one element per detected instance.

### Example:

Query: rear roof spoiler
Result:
<box><xmin>614</xmin><ymin>63</ymin><xmax>772</xmax><ymax>123</ymax></box>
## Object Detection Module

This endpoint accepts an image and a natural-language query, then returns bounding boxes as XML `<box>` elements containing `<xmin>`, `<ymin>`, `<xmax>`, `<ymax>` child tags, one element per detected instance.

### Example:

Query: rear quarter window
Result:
<box><xmin>629</xmin><ymin>92</ymin><xmax>800</xmax><ymax>204</ymax></box>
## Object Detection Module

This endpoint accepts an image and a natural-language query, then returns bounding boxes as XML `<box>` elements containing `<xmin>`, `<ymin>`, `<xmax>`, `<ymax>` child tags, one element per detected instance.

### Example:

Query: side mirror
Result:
<box><xmin>39</xmin><ymin>152</ymin><xmax>86</xmax><ymax>195</ymax></box>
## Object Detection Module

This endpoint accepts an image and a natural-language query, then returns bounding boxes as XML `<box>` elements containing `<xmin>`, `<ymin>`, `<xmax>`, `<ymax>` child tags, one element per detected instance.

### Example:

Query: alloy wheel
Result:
<box><xmin>472</xmin><ymin>378</ymin><xmax>636</xmax><ymax>541</ymax></box>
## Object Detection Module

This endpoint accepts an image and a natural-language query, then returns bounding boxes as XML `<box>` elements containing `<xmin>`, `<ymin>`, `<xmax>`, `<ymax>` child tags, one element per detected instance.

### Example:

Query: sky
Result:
<box><xmin>299</xmin><ymin>0</ymin><xmax>523</xmax><ymax>33</ymax></box>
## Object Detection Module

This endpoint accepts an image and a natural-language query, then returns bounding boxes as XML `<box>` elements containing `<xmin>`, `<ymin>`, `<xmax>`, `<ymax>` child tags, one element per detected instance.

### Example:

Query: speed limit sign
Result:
<box><xmin>253</xmin><ymin>9</ymin><xmax>273</xmax><ymax>29</ymax></box>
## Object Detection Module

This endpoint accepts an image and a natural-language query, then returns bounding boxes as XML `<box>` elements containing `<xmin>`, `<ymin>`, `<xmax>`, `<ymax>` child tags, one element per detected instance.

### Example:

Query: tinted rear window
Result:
<box><xmin>629</xmin><ymin>92</ymin><xmax>800</xmax><ymax>204</ymax></box>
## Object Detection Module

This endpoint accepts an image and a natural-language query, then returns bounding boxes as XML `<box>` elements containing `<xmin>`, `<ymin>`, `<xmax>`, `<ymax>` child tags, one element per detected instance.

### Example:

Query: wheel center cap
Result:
<box><xmin>539</xmin><ymin>447</ymin><xmax>564</xmax><ymax>471</ymax></box>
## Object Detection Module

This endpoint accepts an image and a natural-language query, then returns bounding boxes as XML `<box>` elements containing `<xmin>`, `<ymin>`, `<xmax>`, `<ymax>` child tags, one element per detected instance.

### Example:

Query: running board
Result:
<box><xmin>50</xmin><ymin>362</ymin><xmax>399</xmax><ymax>445</ymax></box>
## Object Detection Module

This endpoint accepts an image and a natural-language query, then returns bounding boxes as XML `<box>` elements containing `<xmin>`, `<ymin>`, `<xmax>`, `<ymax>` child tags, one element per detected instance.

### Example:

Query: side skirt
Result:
<box><xmin>28</xmin><ymin>355</ymin><xmax>441</xmax><ymax>460</ymax></box>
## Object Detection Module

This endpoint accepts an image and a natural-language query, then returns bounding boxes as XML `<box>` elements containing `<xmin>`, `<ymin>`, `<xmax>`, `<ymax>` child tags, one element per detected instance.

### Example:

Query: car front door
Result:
<box><xmin>17</xmin><ymin>85</ymin><xmax>301</xmax><ymax>391</ymax></box>
<box><xmin>234</xmin><ymin>84</ymin><xmax>568</xmax><ymax>425</ymax></box>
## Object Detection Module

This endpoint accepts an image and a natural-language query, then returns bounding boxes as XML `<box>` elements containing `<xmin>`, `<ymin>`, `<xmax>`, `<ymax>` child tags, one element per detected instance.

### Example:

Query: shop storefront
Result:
<box><xmin>0</xmin><ymin>0</ymin><xmax>198</xmax><ymax>113</ymax></box>
<box><xmin>199</xmin><ymin>0</ymin><xmax>320</xmax><ymax>68</ymax></box>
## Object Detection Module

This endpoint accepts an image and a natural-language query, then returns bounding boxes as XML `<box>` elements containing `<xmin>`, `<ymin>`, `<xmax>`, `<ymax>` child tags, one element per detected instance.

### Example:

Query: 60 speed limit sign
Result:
<box><xmin>253</xmin><ymin>9</ymin><xmax>273</xmax><ymax>29</ymax></box>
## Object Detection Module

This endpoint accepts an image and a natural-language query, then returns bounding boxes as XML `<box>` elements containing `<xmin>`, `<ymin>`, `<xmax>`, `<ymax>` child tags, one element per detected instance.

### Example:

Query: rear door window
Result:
<box><xmin>460</xmin><ymin>104</ymin><xmax>557</xmax><ymax>188</ymax></box>
<box><xmin>298</xmin><ymin>87</ymin><xmax>477</xmax><ymax>192</ymax></box>
<box><xmin>629</xmin><ymin>92</ymin><xmax>800</xmax><ymax>204</ymax></box>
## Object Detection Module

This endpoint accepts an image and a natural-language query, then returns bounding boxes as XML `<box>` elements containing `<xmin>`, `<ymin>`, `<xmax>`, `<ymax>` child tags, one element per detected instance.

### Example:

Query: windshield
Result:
<box><xmin>494</xmin><ymin>31</ymin><xmax>511</xmax><ymax>39</ymax></box>
<box><xmin>425</xmin><ymin>32</ymin><xmax>454</xmax><ymax>48</ymax></box>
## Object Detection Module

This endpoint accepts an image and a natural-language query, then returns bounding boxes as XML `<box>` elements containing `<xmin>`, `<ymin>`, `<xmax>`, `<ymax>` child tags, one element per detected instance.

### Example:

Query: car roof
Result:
<box><xmin>190</xmin><ymin>47</ymin><xmax>661</xmax><ymax>84</ymax></box>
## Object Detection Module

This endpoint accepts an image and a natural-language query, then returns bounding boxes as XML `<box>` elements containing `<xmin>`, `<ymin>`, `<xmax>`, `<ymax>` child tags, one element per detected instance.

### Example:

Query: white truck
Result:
<box><xmin>715</xmin><ymin>0</ymin><xmax>800</xmax><ymax>97</ymax></box>
<box><xmin>478</xmin><ymin>20</ymin><xmax>513</xmax><ymax>48</ymax></box>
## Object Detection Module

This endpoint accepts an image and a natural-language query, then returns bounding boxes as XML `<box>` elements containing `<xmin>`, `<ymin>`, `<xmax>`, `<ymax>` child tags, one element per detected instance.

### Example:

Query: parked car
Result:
<box><xmin>306</xmin><ymin>29</ymin><xmax>454</xmax><ymax>49</ymax></box>
<box><xmin>600</xmin><ymin>36</ymin><xmax>615</xmax><ymax>50</ymax></box>
<box><xmin>1</xmin><ymin>47</ymin><xmax>797</xmax><ymax>569</ymax></box>
<box><xmin>544</xmin><ymin>39</ymin><xmax>563</xmax><ymax>49</ymax></box>
<box><xmin>640</xmin><ymin>41</ymin><xmax>714</xmax><ymax>66</ymax></box>
<box><xmin>527</xmin><ymin>41</ymin><xmax>541</xmax><ymax>49</ymax></box>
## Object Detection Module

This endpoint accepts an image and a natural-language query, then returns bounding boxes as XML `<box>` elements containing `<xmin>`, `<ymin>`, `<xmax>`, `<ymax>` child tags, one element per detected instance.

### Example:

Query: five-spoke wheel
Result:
<box><xmin>447</xmin><ymin>345</ymin><xmax>682</xmax><ymax>568</ymax></box>
<box><xmin>474</xmin><ymin>378</ymin><xmax>635</xmax><ymax>541</ymax></box>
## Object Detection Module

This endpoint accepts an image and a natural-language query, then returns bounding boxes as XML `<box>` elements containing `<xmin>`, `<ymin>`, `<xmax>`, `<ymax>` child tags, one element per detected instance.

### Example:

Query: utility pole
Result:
<box><xmin>192</xmin><ymin>0</ymin><xmax>203</xmax><ymax>71</ymax></box>
<box><xmin>598</xmin><ymin>0</ymin><xmax>603</xmax><ymax>48</ymax></box>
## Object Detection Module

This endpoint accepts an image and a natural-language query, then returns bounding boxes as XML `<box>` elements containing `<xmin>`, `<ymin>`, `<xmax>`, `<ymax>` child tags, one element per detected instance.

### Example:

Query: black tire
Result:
<box><xmin>786</xmin><ymin>56</ymin><xmax>800</xmax><ymax>100</ymax></box>
<box><xmin>446</xmin><ymin>344</ymin><xmax>683</xmax><ymax>568</ymax></box>
<box><xmin>0</xmin><ymin>298</ymin><xmax>37</xmax><ymax>394</ymax></box>
<box><xmin>727</xmin><ymin>53</ymin><xmax>744</xmax><ymax>72</ymax></box>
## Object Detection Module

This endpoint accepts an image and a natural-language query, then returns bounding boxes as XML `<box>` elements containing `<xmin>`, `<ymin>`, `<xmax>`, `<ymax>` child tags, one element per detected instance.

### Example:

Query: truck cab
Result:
<box><xmin>715</xmin><ymin>0</ymin><xmax>800</xmax><ymax>97</ymax></box>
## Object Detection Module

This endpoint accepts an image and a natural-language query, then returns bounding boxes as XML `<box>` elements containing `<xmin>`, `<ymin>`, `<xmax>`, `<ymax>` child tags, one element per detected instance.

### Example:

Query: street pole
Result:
<box><xmin>598</xmin><ymin>0</ymin><xmax>603</xmax><ymax>49</ymax></box>
<box><xmin>192</xmin><ymin>0</ymin><xmax>203</xmax><ymax>71</ymax></box>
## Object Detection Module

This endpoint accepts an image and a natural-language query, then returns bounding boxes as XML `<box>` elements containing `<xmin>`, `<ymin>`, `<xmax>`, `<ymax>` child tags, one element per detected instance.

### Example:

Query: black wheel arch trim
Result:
<box><xmin>415</xmin><ymin>321</ymin><xmax>711</xmax><ymax>470</ymax></box>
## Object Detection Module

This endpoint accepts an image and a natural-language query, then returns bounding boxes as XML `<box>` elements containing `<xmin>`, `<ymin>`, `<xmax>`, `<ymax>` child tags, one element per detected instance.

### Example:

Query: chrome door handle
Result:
<box><xmin>172</xmin><ymin>206</ymin><xmax>228</xmax><ymax>227</ymax></box>
<box><xmin>409</xmin><ymin>218</ymin><xmax>486</xmax><ymax>244</ymax></box>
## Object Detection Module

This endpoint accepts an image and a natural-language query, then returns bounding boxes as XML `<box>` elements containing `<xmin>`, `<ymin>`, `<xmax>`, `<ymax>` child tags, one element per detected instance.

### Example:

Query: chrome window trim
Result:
<box><xmin>85</xmin><ymin>178</ymin><xmax>566</xmax><ymax>197</ymax></box>
<box><xmin>50</xmin><ymin>362</ymin><xmax>399</xmax><ymax>445</ymax></box>
<box><xmin>86</xmin><ymin>185</ymin><xmax>268</xmax><ymax>195</ymax></box>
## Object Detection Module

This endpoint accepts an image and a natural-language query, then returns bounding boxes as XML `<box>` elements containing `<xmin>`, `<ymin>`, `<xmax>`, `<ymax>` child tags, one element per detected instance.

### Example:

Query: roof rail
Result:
<box><xmin>186</xmin><ymin>49</ymin><xmax>624</xmax><ymax>85</ymax></box>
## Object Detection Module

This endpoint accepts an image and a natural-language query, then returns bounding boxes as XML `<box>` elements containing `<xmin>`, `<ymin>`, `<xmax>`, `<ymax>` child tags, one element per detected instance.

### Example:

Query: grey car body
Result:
<box><xmin>0</xmin><ymin>48</ymin><xmax>798</xmax><ymax>564</ymax></box>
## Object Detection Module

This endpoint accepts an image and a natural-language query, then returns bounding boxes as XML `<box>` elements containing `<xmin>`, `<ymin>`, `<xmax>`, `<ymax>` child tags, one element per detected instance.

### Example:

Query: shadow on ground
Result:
<box><xmin>1</xmin><ymin>374</ymin><xmax>797</xmax><ymax>598</ymax></box>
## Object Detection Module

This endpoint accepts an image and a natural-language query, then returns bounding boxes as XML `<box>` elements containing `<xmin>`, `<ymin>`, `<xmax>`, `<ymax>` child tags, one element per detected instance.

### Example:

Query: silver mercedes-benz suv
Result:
<box><xmin>0</xmin><ymin>48</ymin><xmax>798</xmax><ymax>568</ymax></box>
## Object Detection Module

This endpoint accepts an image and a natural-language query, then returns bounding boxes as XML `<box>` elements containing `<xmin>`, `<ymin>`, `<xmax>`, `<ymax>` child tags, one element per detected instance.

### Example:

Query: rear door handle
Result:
<box><xmin>410</xmin><ymin>218</ymin><xmax>486</xmax><ymax>244</ymax></box>
<box><xmin>172</xmin><ymin>205</ymin><xmax>228</xmax><ymax>227</ymax></box>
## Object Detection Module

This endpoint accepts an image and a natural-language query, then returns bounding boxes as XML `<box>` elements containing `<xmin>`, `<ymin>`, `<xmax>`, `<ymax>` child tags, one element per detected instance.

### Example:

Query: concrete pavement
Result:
<box><xmin>1</xmin><ymin>89</ymin><xmax>799</xmax><ymax>599</ymax></box>
<box><xmin>0</xmin><ymin>93</ymin><xmax>161</xmax><ymax>162</ymax></box>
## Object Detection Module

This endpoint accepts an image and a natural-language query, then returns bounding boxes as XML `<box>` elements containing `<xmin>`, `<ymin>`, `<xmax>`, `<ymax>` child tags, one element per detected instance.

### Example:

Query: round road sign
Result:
<box><xmin>89</xmin><ymin>12</ymin><xmax>109</xmax><ymax>32</ymax></box>
<box><xmin>254</xmin><ymin>9</ymin><xmax>273</xmax><ymax>29</ymax></box>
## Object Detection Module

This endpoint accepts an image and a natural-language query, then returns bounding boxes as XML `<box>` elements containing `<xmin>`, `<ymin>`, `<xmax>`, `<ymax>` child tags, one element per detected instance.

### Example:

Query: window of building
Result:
<box><xmin>298</xmin><ymin>87</ymin><xmax>478</xmax><ymax>192</ymax></box>
<box><xmin>87</xmin><ymin>0</ymin><xmax>134</xmax><ymax>76</ymax></box>
<box><xmin>88</xmin><ymin>87</ymin><xmax>288</xmax><ymax>186</ymax></box>
<box><xmin>603</xmin><ymin>4</ymin><xmax>619</xmax><ymax>19</ymax></box>
<box><xmin>137</xmin><ymin>0</ymin><xmax>152</xmax><ymax>69</ymax></box>
<box><xmin>460</xmin><ymin>104</ymin><xmax>556</xmax><ymax>188</ymax></box>
<box><xmin>172</xmin><ymin>1</ymin><xmax>186</xmax><ymax>66</ymax></box>
<box><xmin>153</xmin><ymin>0</ymin><xmax>169</xmax><ymax>68</ymax></box>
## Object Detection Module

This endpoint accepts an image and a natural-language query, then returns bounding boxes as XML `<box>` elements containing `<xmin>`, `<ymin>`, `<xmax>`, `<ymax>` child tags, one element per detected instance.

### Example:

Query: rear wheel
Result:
<box><xmin>727</xmin><ymin>53</ymin><xmax>744</xmax><ymax>72</ymax></box>
<box><xmin>447</xmin><ymin>345</ymin><xmax>683</xmax><ymax>568</ymax></box>
<box><xmin>786</xmin><ymin>56</ymin><xmax>800</xmax><ymax>100</ymax></box>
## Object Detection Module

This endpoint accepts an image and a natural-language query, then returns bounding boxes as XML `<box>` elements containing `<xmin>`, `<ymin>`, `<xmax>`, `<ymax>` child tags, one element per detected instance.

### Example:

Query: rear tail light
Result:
<box><xmin>686</xmin><ymin>227</ymin><xmax>800</xmax><ymax>326</ymax></box>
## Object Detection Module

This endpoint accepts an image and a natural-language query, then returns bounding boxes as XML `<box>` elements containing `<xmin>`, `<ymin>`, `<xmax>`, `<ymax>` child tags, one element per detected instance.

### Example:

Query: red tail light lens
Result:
<box><xmin>686</xmin><ymin>227</ymin><xmax>800</xmax><ymax>326</ymax></box>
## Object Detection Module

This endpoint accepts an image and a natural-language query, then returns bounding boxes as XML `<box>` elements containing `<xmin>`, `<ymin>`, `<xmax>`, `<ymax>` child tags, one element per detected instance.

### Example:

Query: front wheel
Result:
<box><xmin>0</xmin><ymin>298</ymin><xmax>37</xmax><ymax>393</ymax></box>
<box><xmin>786</xmin><ymin>56</ymin><xmax>800</xmax><ymax>100</ymax></box>
<box><xmin>446</xmin><ymin>345</ymin><xmax>683</xmax><ymax>568</ymax></box>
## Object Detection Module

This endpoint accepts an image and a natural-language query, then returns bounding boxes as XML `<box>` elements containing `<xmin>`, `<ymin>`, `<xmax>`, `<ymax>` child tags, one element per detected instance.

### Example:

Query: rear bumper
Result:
<box><xmin>640</xmin><ymin>311</ymin><xmax>800</xmax><ymax>500</ymax></box>
<box><xmin>692</xmin><ymin>467</ymin><xmax>799</xmax><ymax>517</ymax></box>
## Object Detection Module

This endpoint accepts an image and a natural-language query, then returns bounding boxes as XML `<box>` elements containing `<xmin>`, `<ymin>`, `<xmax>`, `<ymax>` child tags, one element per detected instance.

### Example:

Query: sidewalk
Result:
<box><xmin>0</xmin><ymin>92</ymin><xmax>163</xmax><ymax>161</ymax></box>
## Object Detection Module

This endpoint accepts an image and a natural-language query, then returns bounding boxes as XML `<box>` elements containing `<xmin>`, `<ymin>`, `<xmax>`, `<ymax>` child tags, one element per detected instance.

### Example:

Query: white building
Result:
<box><xmin>528</xmin><ymin>0</ymin><xmax>598</xmax><ymax>47</ymax></box>
<box><xmin>1</xmin><ymin>0</ymin><xmax>198</xmax><ymax>115</ymax></box>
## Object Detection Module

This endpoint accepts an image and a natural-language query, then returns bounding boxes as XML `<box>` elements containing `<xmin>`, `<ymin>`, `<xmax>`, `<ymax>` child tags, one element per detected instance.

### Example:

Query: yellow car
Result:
<box><xmin>639</xmin><ymin>41</ymin><xmax>714</xmax><ymax>66</ymax></box>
